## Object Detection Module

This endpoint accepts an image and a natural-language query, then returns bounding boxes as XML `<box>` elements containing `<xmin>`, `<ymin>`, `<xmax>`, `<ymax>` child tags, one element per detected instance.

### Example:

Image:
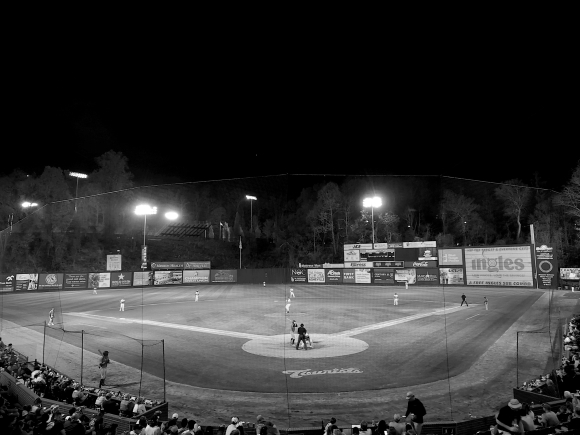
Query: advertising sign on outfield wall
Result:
<box><xmin>403</xmin><ymin>241</ymin><xmax>437</xmax><ymax>248</ymax></box>
<box><xmin>560</xmin><ymin>268</ymin><xmax>580</xmax><ymax>280</ymax></box>
<box><xmin>183</xmin><ymin>270</ymin><xmax>210</xmax><ymax>283</ymax></box>
<box><xmin>152</xmin><ymin>262</ymin><xmax>184</xmax><ymax>269</ymax></box>
<box><xmin>372</xmin><ymin>269</ymin><xmax>395</xmax><ymax>283</ymax></box>
<box><xmin>345</xmin><ymin>262</ymin><xmax>374</xmax><ymax>268</ymax></box>
<box><xmin>364</xmin><ymin>249</ymin><xmax>395</xmax><ymax>261</ymax></box>
<box><xmin>418</xmin><ymin>247</ymin><xmax>438</xmax><ymax>261</ymax></box>
<box><xmin>184</xmin><ymin>261</ymin><xmax>211</xmax><ymax>270</ymax></box>
<box><xmin>404</xmin><ymin>260</ymin><xmax>438</xmax><ymax>268</ymax></box>
<box><xmin>38</xmin><ymin>273</ymin><xmax>64</xmax><ymax>290</ymax></box>
<box><xmin>308</xmin><ymin>269</ymin><xmax>325</xmax><ymax>283</ymax></box>
<box><xmin>395</xmin><ymin>269</ymin><xmax>416</xmax><ymax>284</ymax></box>
<box><xmin>343</xmin><ymin>269</ymin><xmax>355</xmax><ymax>283</ymax></box>
<box><xmin>15</xmin><ymin>274</ymin><xmax>38</xmax><ymax>290</ymax></box>
<box><xmin>344</xmin><ymin>250</ymin><xmax>360</xmax><ymax>262</ymax></box>
<box><xmin>291</xmin><ymin>268</ymin><xmax>307</xmax><ymax>283</ymax></box>
<box><xmin>464</xmin><ymin>246</ymin><xmax>533</xmax><ymax>286</ymax></box>
<box><xmin>154</xmin><ymin>271</ymin><xmax>183</xmax><ymax>285</ymax></box>
<box><xmin>355</xmin><ymin>269</ymin><xmax>371</xmax><ymax>283</ymax></box>
<box><xmin>133</xmin><ymin>271</ymin><xmax>153</xmax><ymax>286</ymax></box>
<box><xmin>416</xmin><ymin>269</ymin><xmax>439</xmax><ymax>283</ymax></box>
<box><xmin>439</xmin><ymin>249</ymin><xmax>464</xmax><ymax>266</ymax></box>
<box><xmin>325</xmin><ymin>269</ymin><xmax>343</xmax><ymax>283</ymax></box>
<box><xmin>535</xmin><ymin>245</ymin><xmax>558</xmax><ymax>289</ymax></box>
<box><xmin>373</xmin><ymin>261</ymin><xmax>404</xmax><ymax>268</ymax></box>
<box><xmin>439</xmin><ymin>268</ymin><xmax>464</xmax><ymax>285</ymax></box>
<box><xmin>110</xmin><ymin>272</ymin><xmax>133</xmax><ymax>287</ymax></box>
<box><xmin>344</xmin><ymin>244</ymin><xmax>373</xmax><ymax>250</ymax></box>
<box><xmin>0</xmin><ymin>274</ymin><xmax>14</xmax><ymax>292</ymax></box>
<box><xmin>211</xmin><ymin>270</ymin><xmax>237</xmax><ymax>283</ymax></box>
<box><xmin>89</xmin><ymin>273</ymin><xmax>111</xmax><ymax>288</ymax></box>
<box><xmin>64</xmin><ymin>273</ymin><xmax>88</xmax><ymax>289</ymax></box>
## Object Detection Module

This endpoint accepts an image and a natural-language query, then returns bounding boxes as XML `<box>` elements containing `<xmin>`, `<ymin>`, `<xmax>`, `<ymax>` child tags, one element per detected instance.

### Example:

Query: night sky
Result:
<box><xmin>4</xmin><ymin>62</ymin><xmax>576</xmax><ymax>191</ymax></box>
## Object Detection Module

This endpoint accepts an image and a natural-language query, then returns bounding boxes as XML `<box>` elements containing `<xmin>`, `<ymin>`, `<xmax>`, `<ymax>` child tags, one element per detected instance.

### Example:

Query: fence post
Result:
<box><xmin>42</xmin><ymin>321</ymin><xmax>46</xmax><ymax>365</ymax></box>
<box><xmin>163</xmin><ymin>339</ymin><xmax>166</xmax><ymax>403</ymax></box>
<box><xmin>81</xmin><ymin>330</ymin><xmax>84</xmax><ymax>385</ymax></box>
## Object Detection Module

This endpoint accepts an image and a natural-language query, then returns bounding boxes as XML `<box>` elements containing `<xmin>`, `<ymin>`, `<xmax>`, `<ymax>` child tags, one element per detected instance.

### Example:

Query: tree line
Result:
<box><xmin>0</xmin><ymin>151</ymin><xmax>578</xmax><ymax>272</ymax></box>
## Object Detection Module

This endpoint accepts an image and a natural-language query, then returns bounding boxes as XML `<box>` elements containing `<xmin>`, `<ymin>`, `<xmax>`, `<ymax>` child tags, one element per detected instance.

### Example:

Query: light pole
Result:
<box><xmin>134</xmin><ymin>206</ymin><xmax>178</xmax><ymax>268</ymax></box>
<box><xmin>245</xmin><ymin>195</ymin><xmax>257</xmax><ymax>233</ymax></box>
<box><xmin>135</xmin><ymin>205</ymin><xmax>157</xmax><ymax>268</ymax></box>
<box><xmin>69</xmin><ymin>172</ymin><xmax>88</xmax><ymax>213</ymax></box>
<box><xmin>363</xmin><ymin>196</ymin><xmax>382</xmax><ymax>248</ymax></box>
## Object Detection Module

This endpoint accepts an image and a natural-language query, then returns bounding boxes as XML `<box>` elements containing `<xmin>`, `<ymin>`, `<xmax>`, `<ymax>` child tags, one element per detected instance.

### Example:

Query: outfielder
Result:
<box><xmin>290</xmin><ymin>288</ymin><xmax>295</xmax><ymax>298</ymax></box>
<box><xmin>285</xmin><ymin>298</ymin><xmax>291</xmax><ymax>314</ymax></box>
<box><xmin>394</xmin><ymin>293</ymin><xmax>399</xmax><ymax>306</ymax></box>
<box><xmin>195</xmin><ymin>290</ymin><xmax>199</xmax><ymax>302</ymax></box>
<box><xmin>48</xmin><ymin>308</ymin><xmax>55</xmax><ymax>326</ymax></box>
<box><xmin>119</xmin><ymin>299</ymin><xmax>125</xmax><ymax>311</ymax></box>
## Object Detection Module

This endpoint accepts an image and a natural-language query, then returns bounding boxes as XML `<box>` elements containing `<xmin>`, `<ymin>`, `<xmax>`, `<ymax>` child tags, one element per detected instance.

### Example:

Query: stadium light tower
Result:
<box><xmin>135</xmin><ymin>205</ymin><xmax>157</xmax><ymax>247</ymax></box>
<box><xmin>246</xmin><ymin>195</ymin><xmax>257</xmax><ymax>233</ymax></box>
<box><xmin>363</xmin><ymin>196</ymin><xmax>382</xmax><ymax>248</ymax></box>
<box><xmin>69</xmin><ymin>171</ymin><xmax>88</xmax><ymax>212</ymax></box>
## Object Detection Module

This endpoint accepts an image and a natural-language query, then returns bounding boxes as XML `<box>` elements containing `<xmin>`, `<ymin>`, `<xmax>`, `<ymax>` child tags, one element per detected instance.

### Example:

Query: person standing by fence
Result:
<box><xmin>98</xmin><ymin>350</ymin><xmax>111</xmax><ymax>387</ymax></box>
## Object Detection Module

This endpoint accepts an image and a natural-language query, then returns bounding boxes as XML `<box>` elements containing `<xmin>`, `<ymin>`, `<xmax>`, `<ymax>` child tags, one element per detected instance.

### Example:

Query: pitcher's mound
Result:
<box><xmin>242</xmin><ymin>334</ymin><xmax>368</xmax><ymax>359</ymax></box>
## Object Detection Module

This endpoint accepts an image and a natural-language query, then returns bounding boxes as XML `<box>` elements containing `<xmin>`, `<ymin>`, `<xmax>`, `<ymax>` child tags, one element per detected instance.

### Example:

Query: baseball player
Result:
<box><xmin>93</xmin><ymin>286</ymin><xmax>98</xmax><ymax>295</ymax></box>
<box><xmin>285</xmin><ymin>298</ymin><xmax>291</xmax><ymax>314</ymax></box>
<box><xmin>119</xmin><ymin>299</ymin><xmax>125</xmax><ymax>311</ymax></box>
<box><xmin>461</xmin><ymin>293</ymin><xmax>468</xmax><ymax>306</ymax></box>
<box><xmin>98</xmin><ymin>350</ymin><xmax>110</xmax><ymax>387</ymax></box>
<box><xmin>394</xmin><ymin>293</ymin><xmax>399</xmax><ymax>306</ymax></box>
<box><xmin>48</xmin><ymin>308</ymin><xmax>55</xmax><ymax>326</ymax></box>
<box><xmin>484</xmin><ymin>296</ymin><xmax>488</xmax><ymax>310</ymax></box>
<box><xmin>290</xmin><ymin>320</ymin><xmax>298</xmax><ymax>344</ymax></box>
<box><xmin>195</xmin><ymin>290</ymin><xmax>199</xmax><ymax>302</ymax></box>
<box><xmin>290</xmin><ymin>287</ymin><xmax>295</xmax><ymax>298</ymax></box>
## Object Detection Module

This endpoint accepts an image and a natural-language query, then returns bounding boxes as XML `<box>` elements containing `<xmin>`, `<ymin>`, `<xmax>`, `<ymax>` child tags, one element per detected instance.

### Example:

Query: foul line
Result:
<box><xmin>64</xmin><ymin>313</ymin><xmax>262</xmax><ymax>340</ymax></box>
<box><xmin>332</xmin><ymin>305</ymin><xmax>466</xmax><ymax>337</ymax></box>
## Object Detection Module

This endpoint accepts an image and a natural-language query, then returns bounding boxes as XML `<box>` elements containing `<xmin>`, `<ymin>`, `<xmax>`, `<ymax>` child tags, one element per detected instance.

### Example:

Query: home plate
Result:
<box><xmin>242</xmin><ymin>334</ymin><xmax>368</xmax><ymax>359</ymax></box>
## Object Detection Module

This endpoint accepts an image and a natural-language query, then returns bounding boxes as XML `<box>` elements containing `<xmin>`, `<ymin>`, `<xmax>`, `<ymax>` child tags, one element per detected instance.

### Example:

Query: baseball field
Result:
<box><xmin>0</xmin><ymin>284</ymin><xmax>576</xmax><ymax>428</ymax></box>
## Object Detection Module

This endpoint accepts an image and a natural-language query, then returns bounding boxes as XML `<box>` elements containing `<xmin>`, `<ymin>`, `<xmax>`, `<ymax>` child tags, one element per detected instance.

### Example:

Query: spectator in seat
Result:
<box><xmin>133</xmin><ymin>397</ymin><xmax>147</xmax><ymax>416</ymax></box>
<box><xmin>102</xmin><ymin>392</ymin><xmax>118</xmax><ymax>415</ymax></box>
<box><xmin>131</xmin><ymin>424</ymin><xmax>143</xmax><ymax>435</ymax></box>
<box><xmin>225</xmin><ymin>418</ymin><xmax>239</xmax><ymax>435</ymax></box>
<box><xmin>389</xmin><ymin>414</ymin><xmax>406</xmax><ymax>435</ymax></box>
<box><xmin>360</xmin><ymin>421</ymin><xmax>372</xmax><ymax>435</ymax></box>
<box><xmin>255</xmin><ymin>415</ymin><xmax>266</xmax><ymax>435</ymax></box>
<box><xmin>323</xmin><ymin>418</ymin><xmax>337</xmax><ymax>435</ymax></box>
<box><xmin>119</xmin><ymin>394</ymin><xmax>131</xmax><ymax>417</ymax></box>
<box><xmin>519</xmin><ymin>402</ymin><xmax>536</xmax><ymax>431</ymax></box>
<box><xmin>95</xmin><ymin>391</ymin><xmax>107</xmax><ymax>409</ymax></box>
<box><xmin>63</xmin><ymin>380</ymin><xmax>75</xmax><ymax>404</ymax></box>
<box><xmin>538</xmin><ymin>403</ymin><xmax>560</xmax><ymax>428</ymax></box>
<box><xmin>556</xmin><ymin>403</ymin><xmax>571</xmax><ymax>424</ymax></box>
<box><xmin>144</xmin><ymin>418</ymin><xmax>161</xmax><ymax>435</ymax></box>
<box><xmin>495</xmin><ymin>398</ymin><xmax>524</xmax><ymax>434</ymax></box>
<box><xmin>71</xmin><ymin>385</ymin><xmax>88</xmax><ymax>406</ymax></box>
<box><xmin>544</xmin><ymin>379</ymin><xmax>558</xmax><ymax>397</ymax></box>
<box><xmin>374</xmin><ymin>420</ymin><xmax>388</xmax><ymax>435</ymax></box>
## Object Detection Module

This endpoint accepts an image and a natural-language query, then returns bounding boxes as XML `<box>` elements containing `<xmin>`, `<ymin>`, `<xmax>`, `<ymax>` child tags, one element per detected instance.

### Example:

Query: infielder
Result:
<box><xmin>394</xmin><ymin>293</ymin><xmax>399</xmax><ymax>306</ymax></box>
<box><xmin>290</xmin><ymin>320</ymin><xmax>298</xmax><ymax>344</ymax></box>
<box><xmin>119</xmin><ymin>299</ymin><xmax>125</xmax><ymax>311</ymax></box>
<box><xmin>195</xmin><ymin>290</ymin><xmax>199</xmax><ymax>302</ymax></box>
<box><xmin>285</xmin><ymin>298</ymin><xmax>291</xmax><ymax>314</ymax></box>
<box><xmin>48</xmin><ymin>308</ymin><xmax>55</xmax><ymax>326</ymax></box>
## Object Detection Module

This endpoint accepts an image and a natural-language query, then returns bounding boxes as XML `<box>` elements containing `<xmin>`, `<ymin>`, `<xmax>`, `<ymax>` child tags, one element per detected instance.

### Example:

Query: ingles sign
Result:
<box><xmin>464</xmin><ymin>246</ymin><xmax>533</xmax><ymax>287</ymax></box>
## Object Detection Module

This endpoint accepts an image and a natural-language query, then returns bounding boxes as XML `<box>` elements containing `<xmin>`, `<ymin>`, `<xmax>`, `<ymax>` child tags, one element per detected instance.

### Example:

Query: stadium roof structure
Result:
<box><xmin>154</xmin><ymin>222</ymin><xmax>212</xmax><ymax>239</ymax></box>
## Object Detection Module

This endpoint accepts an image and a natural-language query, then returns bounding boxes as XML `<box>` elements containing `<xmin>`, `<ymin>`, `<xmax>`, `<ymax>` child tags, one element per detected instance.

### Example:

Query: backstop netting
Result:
<box><xmin>1</xmin><ymin>170</ymin><xmax>577</xmax><ymax>428</ymax></box>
